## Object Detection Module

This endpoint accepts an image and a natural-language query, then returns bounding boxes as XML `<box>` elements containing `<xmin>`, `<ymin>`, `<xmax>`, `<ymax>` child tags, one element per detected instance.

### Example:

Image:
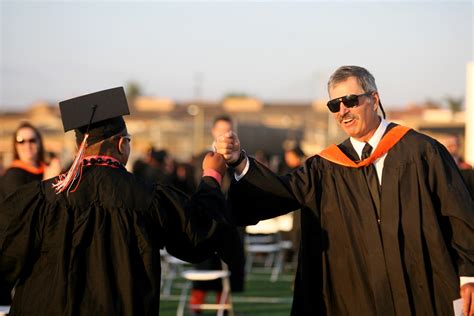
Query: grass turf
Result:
<box><xmin>159</xmin><ymin>268</ymin><xmax>295</xmax><ymax>316</ymax></box>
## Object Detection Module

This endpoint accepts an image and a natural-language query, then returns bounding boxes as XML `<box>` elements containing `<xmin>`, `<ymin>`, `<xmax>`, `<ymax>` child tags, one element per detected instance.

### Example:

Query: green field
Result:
<box><xmin>159</xmin><ymin>268</ymin><xmax>295</xmax><ymax>316</ymax></box>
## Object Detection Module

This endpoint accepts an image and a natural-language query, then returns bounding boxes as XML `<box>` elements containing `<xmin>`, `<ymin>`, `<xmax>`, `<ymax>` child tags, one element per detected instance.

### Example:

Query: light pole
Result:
<box><xmin>187</xmin><ymin>104</ymin><xmax>204</xmax><ymax>156</ymax></box>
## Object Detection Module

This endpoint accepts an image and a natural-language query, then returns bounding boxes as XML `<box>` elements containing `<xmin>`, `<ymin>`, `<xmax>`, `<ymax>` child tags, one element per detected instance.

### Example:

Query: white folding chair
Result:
<box><xmin>0</xmin><ymin>306</ymin><xmax>10</xmax><ymax>316</ymax></box>
<box><xmin>160</xmin><ymin>249</ymin><xmax>191</xmax><ymax>296</ymax></box>
<box><xmin>176</xmin><ymin>262</ymin><xmax>233</xmax><ymax>316</ymax></box>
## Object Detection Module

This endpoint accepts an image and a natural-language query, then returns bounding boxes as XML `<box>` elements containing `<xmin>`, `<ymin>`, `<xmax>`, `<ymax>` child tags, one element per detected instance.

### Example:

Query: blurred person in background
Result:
<box><xmin>189</xmin><ymin>115</ymin><xmax>245</xmax><ymax>315</ymax></box>
<box><xmin>279</xmin><ymin>144</ymin><xmax>306</xmax><ymax>174</ymax></box>
<box><xmin>0</xmin><ymin>121</ymin><xmax>62</xmax><ymax>304</ymax></box>
<box><xmin>254</xmin><ymin>149</ymin><xmax>270</xmax><ymax>168</ymax></box>
<box><xmin>0</xmin><ymin>121</ymin><xmax>61</xmax><ymax>201</ymax></box>
<box><xmin>439</xmin><ymin>134</ymin><xmax>474</xmax><ymax>199</ymax></box>
<box><xmin>279</xmin><ymin>144</ymin><xmax>306</xmax><ymax>264</ymax></box>
<box><xmin>170</xmin><ymin>161</ymin><xmax>196</xmax><ymax>195</ymax></box>
<box><xmin>133</xmin><ymin>147</ymin><xmax>173</xmax><ymax>185</ymax></box>
<box><xmin>440</xmin><ymin>134</ymin><xmax>472</xmax><ymax>170</ymax></box>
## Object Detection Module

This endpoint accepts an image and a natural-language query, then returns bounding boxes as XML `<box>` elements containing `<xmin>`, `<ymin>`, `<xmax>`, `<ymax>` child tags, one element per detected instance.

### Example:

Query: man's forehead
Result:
<box><xmin>329</xmin><ymin>77</ymin><xmax>363</xmax><ymax>95</ymax></box>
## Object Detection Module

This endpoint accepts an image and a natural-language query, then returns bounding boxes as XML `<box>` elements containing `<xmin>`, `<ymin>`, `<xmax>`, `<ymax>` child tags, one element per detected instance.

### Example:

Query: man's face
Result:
<box><xmin>328</xmin><ymin>76</ymin><xmax>380</xmax><ymax>142</ymax></box>
<box><xmin>211</xmin><ymin>120</ymin><xmax>232</xmax><ymax>139</ymax></box>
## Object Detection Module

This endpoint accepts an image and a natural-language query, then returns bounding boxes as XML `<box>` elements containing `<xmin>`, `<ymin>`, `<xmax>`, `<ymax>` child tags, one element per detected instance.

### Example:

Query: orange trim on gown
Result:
<box><xmin>9</xmin><ymin>160</ymin><xmax>45</xmax><ymax>175</ymax></box>
<box><xmin>317</xmin><ymin>125</ymin><xmax>411</xmax><ymax>168</ymax></box>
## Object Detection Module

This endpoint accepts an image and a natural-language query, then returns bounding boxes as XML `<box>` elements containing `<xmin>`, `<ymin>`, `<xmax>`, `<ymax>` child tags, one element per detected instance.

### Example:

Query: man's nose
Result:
<box><xmin>338</xmin><ymin>102</ymin><xmax>350</xmax><ymax>116</ymax></box>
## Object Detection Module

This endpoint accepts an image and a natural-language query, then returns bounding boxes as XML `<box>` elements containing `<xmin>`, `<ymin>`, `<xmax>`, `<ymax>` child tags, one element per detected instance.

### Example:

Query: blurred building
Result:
<box><xmin>0</xmin><ymin>98</ymin><xmax>468</xmax><ymax>170</ymax></box>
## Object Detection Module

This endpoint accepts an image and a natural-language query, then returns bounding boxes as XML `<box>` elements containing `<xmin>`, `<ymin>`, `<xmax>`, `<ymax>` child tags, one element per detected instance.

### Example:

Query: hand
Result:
<box><xmin>214</xmin><ymin>131</ymin><xmax>241</xmax><ymax>164</ymax></box>
<box><xmin>202</xmin><ymin>152</ymin><xmax>226</xmax><ymax>177</ymax></box>
<box><xmin>461</xmin><ymin>282</ymin><xmax>474</xmax><ymax>316</ymax></box>
<box><xmin>43</xmin><ymin>158</ymin><xmax>62</xmax><ymax>180</ymax></box>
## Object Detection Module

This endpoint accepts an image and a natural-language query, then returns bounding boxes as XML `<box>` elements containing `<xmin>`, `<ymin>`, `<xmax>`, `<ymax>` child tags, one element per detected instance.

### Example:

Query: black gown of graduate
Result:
<box><xmin>0</xmin><ymin>165</ymin><xmax>236</xmax><ymax>316</ymax></box>
<box><xmin>228</xmin><ymin>125</ymin><xmax>474</xmax><ymax>315</ymax></box>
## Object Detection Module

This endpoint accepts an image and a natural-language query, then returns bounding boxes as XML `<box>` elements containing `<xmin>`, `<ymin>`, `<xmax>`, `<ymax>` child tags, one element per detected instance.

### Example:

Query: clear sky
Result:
<box><xmin>1</xmin><ymin>0</ymin><xmax>473</xmax><ymax>111</ymax></box>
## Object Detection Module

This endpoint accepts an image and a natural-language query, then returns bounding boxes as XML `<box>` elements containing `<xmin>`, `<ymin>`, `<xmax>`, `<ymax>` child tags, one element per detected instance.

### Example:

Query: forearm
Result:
<box><xmin>228</xmin><ymin>157</ymin><xmax>301</xmax><ymax>225</ymax></box>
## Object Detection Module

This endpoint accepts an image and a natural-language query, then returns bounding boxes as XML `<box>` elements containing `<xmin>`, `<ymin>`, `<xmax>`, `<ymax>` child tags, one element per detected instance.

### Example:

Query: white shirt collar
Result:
<box><xmin>350</xmin><ymin>117</ymin><xmax>389</xmax><ymax>160</ymax></box>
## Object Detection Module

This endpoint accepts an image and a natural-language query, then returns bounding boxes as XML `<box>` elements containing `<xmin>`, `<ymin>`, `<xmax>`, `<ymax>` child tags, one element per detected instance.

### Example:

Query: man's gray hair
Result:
<box><xmin>327</xmin><ymin>65</ymin><xmax>378</xmax><ymax>93</ymax></box>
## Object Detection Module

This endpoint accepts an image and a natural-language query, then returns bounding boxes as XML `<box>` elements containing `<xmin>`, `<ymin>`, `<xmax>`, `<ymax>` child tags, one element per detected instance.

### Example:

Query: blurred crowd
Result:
<box><xmin>1</xmin><ymin>118</ymin><xmax>473</xmax><ymax>206</ymax></box>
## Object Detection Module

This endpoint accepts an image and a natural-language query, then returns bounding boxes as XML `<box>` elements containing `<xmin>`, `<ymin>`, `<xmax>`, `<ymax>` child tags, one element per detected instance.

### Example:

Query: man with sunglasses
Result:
<box><xmin>215</xmin><ymin>65</ymin><xmax>474</xmax><ymax>315</ymax></box>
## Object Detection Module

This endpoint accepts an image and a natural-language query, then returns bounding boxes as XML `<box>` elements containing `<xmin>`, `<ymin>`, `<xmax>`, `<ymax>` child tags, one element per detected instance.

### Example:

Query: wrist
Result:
<box><xmin>202</xmin><ymin>168</ymin><xmax>223</xmax><ymax>185</ymax></box>
<box><xmin>227</xmin><ymin>150</ymin><xmax>246</xmax><ymax>168</ymax></box>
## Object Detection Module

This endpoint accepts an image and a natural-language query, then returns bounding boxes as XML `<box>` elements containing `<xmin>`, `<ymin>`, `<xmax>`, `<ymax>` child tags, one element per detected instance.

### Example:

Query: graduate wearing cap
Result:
<box><xmin>215</xmin><ymin>66</ymin><xmax>474</xmax><ymax>315</ymax></box>
<box><xmin>0</xmin><ymin>87</ymin><xmax>238</xmax><ymax>315</ymax></box>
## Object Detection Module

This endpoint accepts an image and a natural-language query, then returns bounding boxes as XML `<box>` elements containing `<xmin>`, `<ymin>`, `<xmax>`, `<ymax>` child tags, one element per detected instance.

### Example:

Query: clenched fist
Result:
<box><xmin>202</xmin><ymin>152</ymin><xmax>227</xmax><ymax>177</ymax></box>
<box><xmin>214</xmin><ymin>131</ymin><xmax>241</xmax><ymax>164</ymax></box>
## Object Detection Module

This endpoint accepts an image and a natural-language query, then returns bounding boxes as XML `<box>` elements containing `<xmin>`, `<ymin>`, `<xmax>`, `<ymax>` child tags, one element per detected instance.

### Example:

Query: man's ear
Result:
<box><xmin>117</xmin><ymin>137</ymin><xmax>126</xmax><ymax>154</ymax></box>
<box><xmin>372</xmin><ymin>92</ymin><xmax>380</xmax><ymax>112</ymax></box>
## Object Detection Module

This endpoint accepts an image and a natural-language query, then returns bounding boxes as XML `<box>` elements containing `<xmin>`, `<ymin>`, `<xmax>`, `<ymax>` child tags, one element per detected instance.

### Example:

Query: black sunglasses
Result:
<box><xmin>326</xmin><ymin>92</ymin><xmax>373</xmax><ymax>113</ymax></box>
<box><xmin>16</xmin><ymin>137</ymin><xmax>38</xmax><ymax>144</ymax></box>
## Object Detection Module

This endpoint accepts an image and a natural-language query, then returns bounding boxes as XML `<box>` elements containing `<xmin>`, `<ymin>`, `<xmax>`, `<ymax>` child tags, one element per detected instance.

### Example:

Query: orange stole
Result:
<box><xmin>317</xmin><ymin>125</ymin><xmax>412</xmax><ymax>168</ymax></box>
<box><xmin>9</xmin><ymin>159</ymin><xmax>45</xmax><ymax>175</ymax></box>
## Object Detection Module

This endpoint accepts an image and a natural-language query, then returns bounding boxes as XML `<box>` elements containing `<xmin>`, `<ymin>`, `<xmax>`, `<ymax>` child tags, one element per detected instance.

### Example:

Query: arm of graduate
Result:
<box><xmin>0</xmin><ymin>182</ymin><xmax>45</xmax><ymax>299</ymax></box>
<box><xmin>163</xmin><ymin>220</ymin><xmax>243</xmax><ymax>265</ymax></box>
<box><xmin>151</xmin><ymin>152</ymin><xmax>236</xmax><ymax>263</ymax></box>
<box><xmin>428</xmin><ymin>142</ymin><xmax>474</xmax><ymax>313</ymax></box>
<box><xmin>227</xmin><ymin>154</ymin><xmax>312</xmax><ymax>226</ymax></box>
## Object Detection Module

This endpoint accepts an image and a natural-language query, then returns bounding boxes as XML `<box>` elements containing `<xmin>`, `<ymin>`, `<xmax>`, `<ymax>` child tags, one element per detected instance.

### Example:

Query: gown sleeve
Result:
<box><xmin>151</xmin><ymin>176</ymin><xmax>237</xmax><ymax>263</ymax></box>
<box><xmin>427</xmin><ymin>141</ymin><xmax>474</xmax><ymax>277</ymax></box>
<box><xmin>228</xmin><ymin>156</ymin><xmax>314</xmax><ymax>226</ymax></box>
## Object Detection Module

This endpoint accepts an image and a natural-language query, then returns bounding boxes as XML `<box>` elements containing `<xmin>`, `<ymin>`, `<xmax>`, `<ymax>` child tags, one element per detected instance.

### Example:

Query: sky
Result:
<box><xmin>1</xmin><ymin>0</ymin><xmax>473</xmax><ymax>111</ymax></box>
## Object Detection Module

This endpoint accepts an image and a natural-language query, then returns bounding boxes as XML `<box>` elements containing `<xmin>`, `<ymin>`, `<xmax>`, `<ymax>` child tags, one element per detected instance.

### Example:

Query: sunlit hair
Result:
<box><xmin>13</xmin><ymin>121</ymin><xmax>45</xmax><ymax>164</ymax></box>
<box><xmin>328</xmin><ymin>65</ymin><xmax>378</xmax><ymax>93</ymax></box>
<box><xmin>327</xmin><ymin>65</ymin><xmax>385</xmax><ymax>118</ymax></box>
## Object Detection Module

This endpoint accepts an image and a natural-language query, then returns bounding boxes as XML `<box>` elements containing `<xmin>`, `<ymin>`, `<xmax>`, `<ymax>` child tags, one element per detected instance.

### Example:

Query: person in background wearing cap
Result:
<box><xmin>0</xmin><ymin>87</ymin><xmax>238</xmax><ymax>315</ymax></box>
<box><xmin>0</xmin><ymin>121</ymin><xmax>61</xmax><ymax>201</ymax></box>
<box><xmin>215</xmin><ymin>66</ymin><xmax>474</xmax><ymax>315</ymax></box>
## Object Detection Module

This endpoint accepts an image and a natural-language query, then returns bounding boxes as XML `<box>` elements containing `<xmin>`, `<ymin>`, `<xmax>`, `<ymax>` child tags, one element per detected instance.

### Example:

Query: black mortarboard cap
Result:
<box><xmin>59</xmin><ymin>87</ymin><xmax>130</xmax><ymax>144</ymax></box>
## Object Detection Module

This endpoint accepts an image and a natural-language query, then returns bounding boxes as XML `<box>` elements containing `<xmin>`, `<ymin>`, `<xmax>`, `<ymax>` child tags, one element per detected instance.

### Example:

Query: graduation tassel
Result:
<box><xmin>53</xmin><ymin>105</ymin><xmax>97</xmax><ymax>195</ymax></box>
<box><xmin>52</xmin><ymin>134</ymin><xmax>89</xmax><ymax>194</ymax></box>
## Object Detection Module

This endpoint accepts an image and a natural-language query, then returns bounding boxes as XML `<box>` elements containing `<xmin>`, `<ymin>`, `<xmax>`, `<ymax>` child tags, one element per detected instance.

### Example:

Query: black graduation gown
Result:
<box><xmin>0</xmin><ymin>167</ymin><xmax>43</xmax><ymax>304</ymax></box>
<box><xmin>460</xmin><ymin>169</ymin><xmax>474</xmax><ymax>200</ymax></box>
<box><xmin>0</xmin><ymin>165</ymin><xmax>235</xmax><ymax>316</ymax></box>
<box><xmin>0</xmin><ymin>167</ymin><xmax>42</xmax><ymax>201</ymax></box>
<box><xmin>228</xmin><ymin>128</ymin><xmax>474</xmax><ymax>315</ymax></box>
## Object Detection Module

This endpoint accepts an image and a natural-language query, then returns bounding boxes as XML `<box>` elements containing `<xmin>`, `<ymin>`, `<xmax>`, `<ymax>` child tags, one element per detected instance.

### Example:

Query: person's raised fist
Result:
<box><xmin>214</xmin><ymin>131</ymin><xmax>241</xmax><ymax>163</ymax></box>
<box><xmin>202</xmin><ymin>152</ymin><xmax>227</xmax><ymax>177</ymax></box>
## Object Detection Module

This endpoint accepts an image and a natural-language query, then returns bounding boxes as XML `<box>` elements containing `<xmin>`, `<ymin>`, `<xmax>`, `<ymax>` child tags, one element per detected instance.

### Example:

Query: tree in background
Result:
<box><xmin>445</xmin><ymin>96</ymin><xmax>464</xmax><ymax>113</ymax></box>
